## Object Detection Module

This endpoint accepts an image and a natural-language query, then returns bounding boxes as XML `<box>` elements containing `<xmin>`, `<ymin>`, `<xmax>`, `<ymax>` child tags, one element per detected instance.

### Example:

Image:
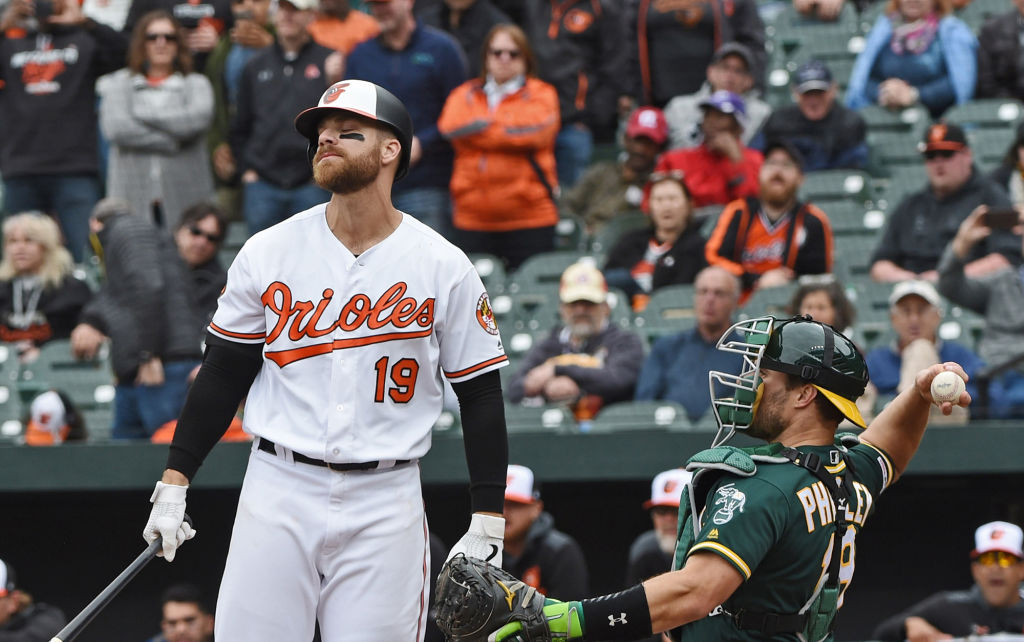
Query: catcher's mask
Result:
<box><xmin>708</xmin><ymin>315</ymin><xmax>869</xmax><ymax>447</ymax></box>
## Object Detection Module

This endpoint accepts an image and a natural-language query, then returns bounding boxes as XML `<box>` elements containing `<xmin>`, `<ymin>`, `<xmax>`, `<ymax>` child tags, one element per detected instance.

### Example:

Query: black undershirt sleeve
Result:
<box><xmin>166</xmin><ymin>333</ymin><xmax>264</xmax><ymax>480</ymax></box>
<box><xmin>450</xmin><ymin>369</ymin><xmax>508</xmax><ymax>514</ymax></box>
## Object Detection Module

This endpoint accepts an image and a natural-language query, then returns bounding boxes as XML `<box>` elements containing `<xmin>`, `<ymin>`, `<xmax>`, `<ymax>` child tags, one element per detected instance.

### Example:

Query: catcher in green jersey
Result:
<box><xmin>484</xmin><ymin>315</ymin><xmax>971</xmax><ymax>642</ymax></box>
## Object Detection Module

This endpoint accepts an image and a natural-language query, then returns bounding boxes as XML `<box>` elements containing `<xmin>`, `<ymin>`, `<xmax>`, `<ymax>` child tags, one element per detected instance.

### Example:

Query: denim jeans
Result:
<box><xmin>554</xmin><ymin>124</ymin><xmax>593</xmax><ymax>191</ymax></box>
<box><xmin>111</xmin><ymin>359</ymin><xmax>201</xmax><ymax>440</ymax></box>
<box><xmin>393</xmin><ymin>187</ymin><xmax>453</xmax><ymax>240</ymax></box>
<box><xmin>243</xmin><ymin>179</ymin><xmax>328</xmax><ymax>235</ymax></box>
<box><xmin>988</xmin><ymin>370</ymin><xmax>1024</xmax><ymax>419</ymax></box>
<box><xmin>2</xmin><ymin>173</ymin><xmax>101</xmax><ymax>262</ymax></box>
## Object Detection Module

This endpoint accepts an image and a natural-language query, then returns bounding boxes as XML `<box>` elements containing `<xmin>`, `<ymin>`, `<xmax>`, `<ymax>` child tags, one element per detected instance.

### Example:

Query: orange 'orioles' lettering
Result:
<box><xmin>261</xmin><ymin>282</ymin><xmax>435</xmax><ymax>366</ymax></box>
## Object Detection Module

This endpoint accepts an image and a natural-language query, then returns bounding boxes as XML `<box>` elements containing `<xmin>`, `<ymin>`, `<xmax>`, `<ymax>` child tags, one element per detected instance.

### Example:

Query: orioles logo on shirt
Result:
<box><xmin>563</xmin><ymin>9</ymin><xmax>595</xmax><ymax>33</ymax></box>
<box><xmin>476</xmin><ymin>293</ymin><xmax>499</xmax><ymax>336</ymax></box>
<box><xmin>257</xmin><ymin>281</ymin><xmax>435</xmax><ymax>367</ymax></box>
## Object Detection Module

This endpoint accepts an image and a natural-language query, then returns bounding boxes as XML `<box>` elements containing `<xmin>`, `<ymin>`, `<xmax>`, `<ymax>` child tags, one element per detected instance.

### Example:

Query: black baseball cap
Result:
<box><xmin>762</xmin><ymin>139</ymin><xmax>805</xmax><ymax>171</ymax></box>
<box><xmin>918</xmin><ymin>122</ymin><xmax>968</xmax><ymax>153</ymax></box>
<box><xmin>710</xmin><ymin>42</ymin><xmax>754</xmax><ymax>72</ymax></box>
<box><xmin>792</xmin><ymin>60</ymin><xmax>833</xmax><ymax>94</ymax></box>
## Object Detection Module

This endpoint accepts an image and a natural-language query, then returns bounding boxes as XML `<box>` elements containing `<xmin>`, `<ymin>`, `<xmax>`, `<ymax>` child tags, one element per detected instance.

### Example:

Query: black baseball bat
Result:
<box><xmin>49</xmin><ymin>515</ymin><xmax>192</xmax><ymax>642</ymax></box>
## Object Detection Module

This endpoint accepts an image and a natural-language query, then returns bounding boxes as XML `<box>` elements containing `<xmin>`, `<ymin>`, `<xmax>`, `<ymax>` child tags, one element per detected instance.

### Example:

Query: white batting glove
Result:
<box><xmin>143</xmin><ymin>481</ymin><xmax>196</xmax><ymax>562</ymax></box>
<box><xmin>446</xmin><ymin>513</ymin><xmax>505</xmax><ymax>567</ymax></box>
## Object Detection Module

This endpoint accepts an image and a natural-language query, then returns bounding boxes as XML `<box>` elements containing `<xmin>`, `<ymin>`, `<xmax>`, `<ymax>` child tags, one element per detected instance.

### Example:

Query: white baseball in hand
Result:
<box><xmin>930</xmin><ymin>370</ymin><xmax>965</xmax><ymax>404</ymax></box>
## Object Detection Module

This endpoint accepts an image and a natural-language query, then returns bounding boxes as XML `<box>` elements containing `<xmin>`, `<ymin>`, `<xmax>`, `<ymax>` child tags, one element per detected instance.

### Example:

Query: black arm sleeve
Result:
<box><xmin>166</xmin><ymin>334</ymin><xmax>263</xmax><ymax>480</ymax></box>
<box><xmin>450</xmin><ymin>369</ymin><xmax>508</xmax><ymax>514</ymax></box>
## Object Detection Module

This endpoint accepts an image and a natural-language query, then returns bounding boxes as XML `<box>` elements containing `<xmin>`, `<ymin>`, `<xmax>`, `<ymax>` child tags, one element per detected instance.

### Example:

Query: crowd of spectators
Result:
<box><xmin>2</xmin><ymin>0</ymin><xmax>1024</xmax><ymax>443</ymax></box>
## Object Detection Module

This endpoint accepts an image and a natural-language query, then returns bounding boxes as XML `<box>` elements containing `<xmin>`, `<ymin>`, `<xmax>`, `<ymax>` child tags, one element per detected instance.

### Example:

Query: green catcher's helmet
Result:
<box><xmin>708</xmin><ymin>316</ymin><xmax>869</xmax><ymax>446</ymax></box>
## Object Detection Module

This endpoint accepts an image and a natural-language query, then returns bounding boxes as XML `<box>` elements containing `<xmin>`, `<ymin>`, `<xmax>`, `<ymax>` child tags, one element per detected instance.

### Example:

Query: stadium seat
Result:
<box><xmin>876</xmin><ymin>164</ymin><xmax>926</xmax><ymax>210</ymax></box>
<box><xmin>588</xmin><ymin>400</ymin><xmax>691</xmax><ymax>432</ymax></box>
<box><xmin>554</xmin><ymin>212</ymin><xmax>588</xmax><ymax>252</ymax></box>
<box><xmin>507</xmin><ymin>251</ymin><xmax>594</xmax><ymax>295</ymax></box>
<box><xmin>224</xmin><ymin>221</ymin><xmax>249</xmax><ymax>250</ymax></box>
<box><xmin>634</xmin><ymin>284</ymin><xmax>697</xmax><ymax>345</ymax></box>
<box><xmin>837</xmin><ymin>234</ymin><xmax>883</xmax><ymax>279</ymax></box>
<box><xmin>801</xmin><ymin>169</ymin><xmax>872</xmax><ymax>204</ymax></box>
<box><xmin>431</xmin><ymin>409</ymin><xmax>461</xmax><ymax>437</ymax></box>
<box><xmin>767</xmin><ymin>4</ymin><xmax>861</xmax><ymax>59</ymax></box>
<box><xmin>588</xmin><ymin>211</ymin><xmax>648</xmax><ymax>257</ymax></box>
<box><xmin>857</xmin><ymin>104</ymin><xmax>929</xmax><ymax>134</ymax></box>
<box><xmin>468</xmin><ymin>253</ymin><xmax>507</xmax><ymax>295</ymax></box>
<box><xmin>740</xmin><ymin>282</ymin><xmax>799</xmax><ymax>319</ymax></box>
<box><xmin>956</xmin><ymin>0</ymin><xmax>1010</xmax><ymax>30</ymax></box>
<box><xmin>818</xmin><ymin>199</ymin><xmax>886</xmax><ymax>236</ymax></box>
<box><xmin>965</xmin><ymin>128</ymin><xmax>1014</xmax><ymax>174</ymax></box>
<box><xmin>945</xmin><ymin>98</ymin><xmax>1024</xmax><ymax>130</ymax></box>
<box><xmin>503</xmin><ymin>403</ymin><xmax>575</xmax><ymax>434</ymax></box>
<box><xmin>866</xmin><ymin>129</ymin><xmax>925</xmax><ymax>177</ymax></box>
<box><xmin>0</xmin><ymin>345</ymin><xmax>23</xmax><ymax>442</ymax></box>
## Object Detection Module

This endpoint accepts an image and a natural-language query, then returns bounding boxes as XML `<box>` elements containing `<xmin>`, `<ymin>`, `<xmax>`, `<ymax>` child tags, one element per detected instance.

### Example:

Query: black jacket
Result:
<box><xmin>418</xmin><ymin>0</ymin><xmax>510</xmax><ymax>78</ymax></box>
<box><xmin>518</xmin><ymin>0</ymin><xmax>627</xmax><ymax>130</ymax></box>
<box><xmin>0</xmin><ymin>275</ymin><xmax>92</xmax><ymax>345</ymax></box>
<box><xmin>502</xmin><ymin>511</ymin><xmax>589</xmax><ymax>601</ymax></box>
<box><xmin>603</xmin><ymin>225</ymin><xmax>707</xmax><ymax>292</ymax></box>
<box><xmin>188</xmin><ymin>256</ymin><xmax>227</xmax><ymax>327</ymax></box>
<box><xmin>760</xmin><ymin>103</ymin><xmax>869</xmax><ymax>171</ymax></box>
<box><xmin>872</xmin><ymin>585</ymin><xmax>1024</xmax><ymax>641</ymax></box>
<box><xmin>80</xmin><ymin>215</ymin><xmax>204</xmax><ymax>381</ymax></box>
<box><xmin>871</xmin><ymin>167</ymin><xmax>1021</xmax><ymax>274</ymax></box>
<box><xmin>230</xmin><ymin>39</ymin><xmax>335</xmax><ymax>189</ymax></box>
<box><xmin>0</xmin><ymin>602</ymin><xmax>66</xmax><ymax>642</ymax></box>
<box><xmin>976</xmin><ymin>10</ymin><xmax>1024</xmax><ymax>101</ymax></box>
<box><xmin>0</xmin><ymin>22</ymin><xmax>126</xmax><ymax>177</ymax></box>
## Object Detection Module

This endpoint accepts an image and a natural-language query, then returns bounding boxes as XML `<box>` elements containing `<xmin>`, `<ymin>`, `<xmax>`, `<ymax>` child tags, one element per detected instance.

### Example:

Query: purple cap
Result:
<box><xmin>699</xmin><ymin>90</ymin><xmax>748</xmax><ymax>129</ymax></box>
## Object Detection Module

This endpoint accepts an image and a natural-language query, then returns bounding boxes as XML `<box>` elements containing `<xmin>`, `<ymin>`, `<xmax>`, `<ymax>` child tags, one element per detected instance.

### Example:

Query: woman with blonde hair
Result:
<box><xmin>0</xmin><ymin>212</ymin><xmax>92</xmax><ymax>361</ymax></box>
<box><xmin>98</xmin><ymin>10</ymin><xmax>215</xmax><ymax>230</ymax></box>
<box><xmin>846</xmin><ymin>0</ymin><xmax>976</xmax><ymax>117</ymax></box>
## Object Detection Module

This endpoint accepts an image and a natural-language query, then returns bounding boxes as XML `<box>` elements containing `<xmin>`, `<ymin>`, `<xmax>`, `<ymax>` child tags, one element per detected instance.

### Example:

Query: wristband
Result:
<box><xmin>581</xmin><ymin>583</ymin><xmax>653</xmax><ymax>640</ymax></box>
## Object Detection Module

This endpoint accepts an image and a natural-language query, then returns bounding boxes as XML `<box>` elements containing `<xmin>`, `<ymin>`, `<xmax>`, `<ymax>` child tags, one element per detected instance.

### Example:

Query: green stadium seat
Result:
<box><xmin>838</xmin><ymin>235</ymin><xmax>883</xmax><ymax>279</ymax></box>
<box><xmin>767</xmin><ymin>4</ymin><xmax>861</xmax><ymax>59</ymax></box>
<box><xmin>866</xmin><ymin>129</ymin><xmax>925</xmax><ymax>177</ymax></box>
<box><xmin>740</xmin><ymin>282</ymin><xmax>800</xmax><ymax>319</ymax></box>
<box><xmin>432</xmin><ymin>409</ymin><xmax>461</xmax><ymax>437</ymax></box>
<box><xmin>508</xmin><ymin>286</ymin><xmax>633</xmax><ymax>333</ymax></box>
<box><xmin>82</xmin><ymin>406</ymin><xmax>115</xmax><ymax>442</ymax></box>
<box><xmin>966</xmin><ymin>128</ymin><xmax>1014</xmax><ymax>174</ymax></box>
<box><xmin>857</xmin><ymin>104</ymin><xmax>929</xmax><ymax>134</ymax></box>
<box><xmin>0</xmin><ymin>345</ymin><xmax>23</xmax><ymax>441</ymax></box>
<box><xmin>943</xmin><ymin>305</ymin><xmax>987</xmax><ymax>351</ymax></box>
<box><xmin>801</xmin><ymin>169</ymin><xmax>872</xmax><ymax>204</ymax></box>
<box><xmin>588</xmin><ymin>211</ymin><xmax>648</xmax><ymax>257</ymax></box>
<box><xmin>218</xmin><ymin>246</ymin><xmax>240</xmax><ymax>269</ymax></box>
<box><xmin>876</xmin><ymin>165</ymin><xmax>926</xmax><ymax>210</ymax></box>
<box><xmin>818</xmin><ymin>200</ymin><xmax>887</xmax><ymax>236</ymax></box>
<box><xmin>588</xmin><ymin>400</ymin><xmax>691</xmax><ymax>432</ymax></box>
<box><xmin>956</xmin><ymin>0</ymin><xmax>1010</xmax><ymax>30</ymax></box>
<box><xmin>507</xmin><ymin>251</ymin><xmax>593</xmax><ymax>295</ymax></box>
<box><xmin>468</xmin><ymin>253</ymin><xmax>507</xmax><ymax>295</ymax></box>
<box><xmin>945</xmin><ymin>98</ymin><xmax>1024</xmax><ymax>130</ymax></box>
<box><xmin>503</xmin><ymin>403</ymin><xmax>575</xmax><ymax>434</ymax></box>
<box><xmin>224</xmin><ymin>221</ymin><xmax>249</xmax><ymax>250</ymax></box>
<box><xmin>634</xmin><ymin>284</ymin><xmax>697</xmax><ymax>345</ymax></box>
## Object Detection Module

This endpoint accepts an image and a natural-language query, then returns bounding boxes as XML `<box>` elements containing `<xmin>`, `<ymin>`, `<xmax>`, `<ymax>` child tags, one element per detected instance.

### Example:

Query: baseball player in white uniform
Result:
<box><xmin>141</xmin><ymin>80</ymin><xmax>511</xmax><ymax>641</ymax></box>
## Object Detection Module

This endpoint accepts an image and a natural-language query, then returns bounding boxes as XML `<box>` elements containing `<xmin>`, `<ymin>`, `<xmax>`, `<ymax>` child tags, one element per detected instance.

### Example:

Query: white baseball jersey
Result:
<box><xmin>208</xmin><ymin>207</ymin><xmax>507</xmax><ymax>462</ymax></box>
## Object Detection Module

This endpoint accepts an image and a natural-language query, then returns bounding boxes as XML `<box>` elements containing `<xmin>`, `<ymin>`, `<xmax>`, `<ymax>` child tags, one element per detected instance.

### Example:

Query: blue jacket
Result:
<box><xmin>846</xmin><ymin>14</ymin><xmax>977</xmax><ymax>114</ymax></box>
<box><xmin>865</xmin><ymin>340</ymin><xmax>983</xmax><ymax>398</ymax></box>
<box><xmin>346</xmin><ymin>23</ymin><xmax>468</xmax><ymax>194</ymax></box>
<box><xmin>634</xmin><ymin>327</ymin><xmax>743</xmax><ymax>422</ymax></box>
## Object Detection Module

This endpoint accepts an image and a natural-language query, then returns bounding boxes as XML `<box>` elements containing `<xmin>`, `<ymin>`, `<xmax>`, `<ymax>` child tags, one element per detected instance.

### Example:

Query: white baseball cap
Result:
<box><xmin>559</xmin><ymin>262</ymin><xmax>607</xmax><ymax>304</ymax></box>
<box><xmin>505</xmin><ymin>464</ymin><xmax>540</xmax><ymax>504</ymax></box>
<box><xmin>889</xmin><ymin>280</ymin><xmax>941</xmax><ymax>308</ymax></box>
<box><xmin>643</xmin><ymin>468</ymin><xmax>692</xmax><ymax>509</ymax></box>
<box><xmin>0</xmin><ymin>558</ymin><xmax>15</xmax><ymax>597</ymax></box>
<box><xmin>972</xmin><ymin>521</ymin><xmax>1024</xmax><ymax>558</ymax></box>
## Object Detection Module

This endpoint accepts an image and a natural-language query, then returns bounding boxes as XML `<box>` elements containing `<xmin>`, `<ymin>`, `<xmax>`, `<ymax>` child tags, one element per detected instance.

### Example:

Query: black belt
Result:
<box><xmin>257</xmin><ymin>438</ymin><xmax>410</xmax><ymax>471</ymax></box>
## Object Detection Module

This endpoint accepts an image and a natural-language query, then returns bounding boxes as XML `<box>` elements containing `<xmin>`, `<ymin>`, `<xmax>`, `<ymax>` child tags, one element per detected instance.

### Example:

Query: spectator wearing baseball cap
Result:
<box><xmin>0</xmin><ymin>557</ymin><xmax>67</xmax><ymax>641</ymax></box>
<box><xmin>563</xmin><ymin>106</ymin><xmax>670</xmax><ymax>236</ymax></box>
<box><xmin>506</xmin><ymin>262</ymin><xmax>645</xmax><ymax>420</ymax></box>
<box><xmin>870</xmin><ymin>122</ymin><xmax>1022</xmax><ymax>283</ymax></box>
<box><xmin>759</xmin><ymin>60</ymin><xmax>868</xmax><ymax>171</ymax></box>
<box><xmin>704</xmin><ymin>138</ymin><xmax>834</xmax><ymax>303</ymax></box>
<box><xmin>500</xmin><ymin>465</ymin><xmax>589</xmax><ymax>601</ymax></box>
<box><xmin>872</xmin><ymin>521</ymin><xmax>1024</xmax><ymax>641</ymax></box>
<box><xmin>662</xmin><ymin>43</ymin><xmax>772</xmax><ymax>150</ymax></box>
<box><xmin>862</xmin><ymin>279</ymin><xmax>981</xmax><ymax>422</ymax></box>
<box><xmin>846</xmin><ymin>0</ymin><xmax>977</xmax><ymax>119</ymax></box>
<box><xmin>23</xmin><ymin>390</ymin><xmax>87</xmax><ymax>446</ymax></box>
<box><xmin>652</xmin><ymin>91</ymin><xmax>763</xmax><ymax>210</ymax></box>
<box><xmin>624</xmin><ymin>0</ymin><xmax>766</xmax><ymax>109</ymax></box>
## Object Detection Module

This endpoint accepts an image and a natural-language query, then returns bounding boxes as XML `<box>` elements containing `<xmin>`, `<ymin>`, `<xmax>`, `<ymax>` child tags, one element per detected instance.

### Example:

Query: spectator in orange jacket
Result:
<box><xmin>438</xmin><ymin>23</ymin><xmax>560</xmax><ymax>270</ymax></box>
<box><xmin>704</xmin><ymin>139</ymin><xmax>833</xmax><ymax>303</ymax></box>
<box><xmin>652</xmin><ymin>91</ymin><xmax>762</xmax><ymax>210</ymax></box>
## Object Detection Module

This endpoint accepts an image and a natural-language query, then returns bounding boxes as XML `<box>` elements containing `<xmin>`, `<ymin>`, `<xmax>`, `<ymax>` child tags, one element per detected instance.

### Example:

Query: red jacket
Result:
<box><xmin>438</xmin><ymin>77</ymin><xmax>560</xmax><ymax>232</ymax></box>
<box><xmin>653</xmin><ymin>144</ymin><xmax>762</xmax><ymax>209</ymax></box>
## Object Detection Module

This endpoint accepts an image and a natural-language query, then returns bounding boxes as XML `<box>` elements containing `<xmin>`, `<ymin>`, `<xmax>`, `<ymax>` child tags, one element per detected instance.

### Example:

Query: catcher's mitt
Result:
<box><xmin>435</xmin><ymin>553</ymin><xmax>549</xmax><ymax>642</ymax></box>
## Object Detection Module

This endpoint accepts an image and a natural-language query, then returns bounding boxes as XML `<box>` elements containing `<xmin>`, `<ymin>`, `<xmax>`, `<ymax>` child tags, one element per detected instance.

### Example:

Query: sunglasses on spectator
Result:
<box><xmin>145</xmin><ymin>32</ymin><xmax>178</xmax><ymax>42</ymax></box>
<box><xmin>923</xmin><ymin>149</ymin><xmax>957</xmax><ymax>161</ymax></box>
<box><xmin>488</xmin><ymin>48</ymin><xmax>521</xmax><ymax>59</ymax></box>
<box><xmin>974</xmin><ymin>551</ymin><xmax>1021</xmax><ymax>567</ymax></box>
<box><xmin>189</xmin><ymin>225</ymin><xmax>223</xmax><ymax>243</ymax></box>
